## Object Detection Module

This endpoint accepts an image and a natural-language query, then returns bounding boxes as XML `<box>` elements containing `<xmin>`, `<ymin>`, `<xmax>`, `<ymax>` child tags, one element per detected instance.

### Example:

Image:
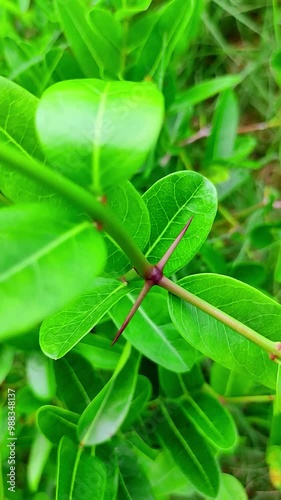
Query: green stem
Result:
<box><xmin>0</xmin><ymin>143</ymin><xmax>151</xmax><ymax>278</ymax></box>
<box><xmin>160</xmin><ymin>276</ymin><xmax>281</xmax><ymax>359</ymax></box>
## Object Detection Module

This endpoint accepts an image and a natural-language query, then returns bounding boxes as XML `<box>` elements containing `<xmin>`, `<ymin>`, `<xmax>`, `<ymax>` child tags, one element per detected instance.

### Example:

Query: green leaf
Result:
<box><xmin>78</xmin><ymin>346</ymin><xmax>140</xmax><ymax>446</ymax></box>
<box><xmin>73</xmin><ymin>334</ymin><xmax>122</xmax><ymax>371</ymax></box>
<box><xmin>54</xmin><ymin>351</ymin><xmax>103</xmax><ymax>413</ymax></box>
<box><xmin>112</xmin><ymin>0</ymin><xmax>152</xmax><ymax>21</ymax></box>
<box><xmin>110</xmin><ymin>291</ymin><xmax>199</xmax><ymax>372</ymax></box>
<box><xmin>0</xmin><ymin>204</ymin><xmax>106</xmax><ymax>339</ymax></box>
<box><xmin>116</xmin><ymin>441</ymin><xmax>155</xmax><ymax>499</ymax></box>
<box><xmin>171</xmin><ymin>75</ymin><xmax>241</xmax><ymax>112</ymax></box>
<box><xmin>146</xmin><ymin>449</ymin><xmax>192</xmax><ymax>497</ymax></box>
<box><xmin>168</xmin><ymin>273</ymin><xmax>281</xmax><ymax>389</ymax></box>
<box><xmin>271</xmin><ymin>49</ymin><xmax>281</xmax><ymax>89</ymax></box>
<box><xmin>181</xmin><ymin>393</ymin><xmax>237</xmax><ymax>450</ymax></box>
<box><xmin>40</xmin><ymin>278</ymin><xmax>138</xmax><ymax>359</ymax></box>
<box><xmin>156</xmin><ymin>404</ymin><xmax>219</xmax><ymax>497</ymax></box>
<box><xmin>129</xmin><ymin>0</ymin><xmax>195</xmax><ymax>83</ymax></box>
<box><xmin>143</xmin><ymin>171</ymin><xmax>217</xmax><ymax>275</ymax></box>
<box><xmin>57</xmin><ymin>436</ymin><xmax>107</xmax><ymax>500</ymax></box>
<box><xmin>0</xmin><ymin>344</ymin><xmax>14</xmax><ymax>383</ymax></box>
<box><xmin>27</xmin><ymin>433</ymin><xmax>52</xmax><ymax>493</ymax></box>
<box><xmin>205</xmin><ymin>90</ymin><xmax>239</xmax><ymax>164</ymax></box>
<box><xmin>36</xmin><ymin>79</ymin><xmax>164</xmax><ymax>192</ymax></box>
<box><xmin>55</xmin><ymin>0</ymin><xmax>120</xmax><ymax>79</ymax></box>
<box><xmin>121</xmin><ymin>375</ymin><xmax>152</xmax><ymax>430</ymax></box>
<box><xmin>0</xmin><ymin>77</ymin><xmax>78</xmax><ymax>215</ymax></box>
<box><xmin>26</xmin><ymin>352</ymin><xmax>56</xmax><ymax>401</ymax></box>
<box><xmin>104</xmin><ymin>181</ymin><xmax>150</xmax><ymax>277</ymax></box>
<box><xmin>37</xmin><ymin>406</ymin><xmax>79</xmax><ymax>445</ymax></box>
<box><xmin>159</xmin><ymin>364</ymin><xmax>204</xmax><ymax>398</ymax></box>
<box><xmin>206</xmin><ymin>473</ymin><xmax>247</xmax><ymax>500</ymax></box>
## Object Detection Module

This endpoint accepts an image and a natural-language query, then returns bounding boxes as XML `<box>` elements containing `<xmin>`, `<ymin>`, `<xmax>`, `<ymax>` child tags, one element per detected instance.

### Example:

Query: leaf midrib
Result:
<box><xmin>0</xmin><ymin>221</ymin><xmax>90</xmax><ymax>282</ymax></box>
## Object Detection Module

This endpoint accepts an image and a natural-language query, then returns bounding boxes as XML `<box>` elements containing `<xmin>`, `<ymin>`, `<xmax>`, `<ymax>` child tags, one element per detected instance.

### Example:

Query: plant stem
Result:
<box><xmin>160</xmin><ymin>276</ymin><xmax>281</xmax><ymax>360</ymax></box>
<box><xmin>0</xmin><ymin>142</ymin><xmax>152</xmax><ymax>278</ymax></box>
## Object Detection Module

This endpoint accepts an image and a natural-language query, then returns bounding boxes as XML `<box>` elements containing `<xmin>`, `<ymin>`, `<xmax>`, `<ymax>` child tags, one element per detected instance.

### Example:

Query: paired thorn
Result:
<box><xmin>112</xmin><ymin>216</ymin><xmax>193</xmax><ymax>344</ymax></box>
<box><xmin>111</xmin><ymin>281</ymin><xmax>153</xmax><ymax>345</ymax></box>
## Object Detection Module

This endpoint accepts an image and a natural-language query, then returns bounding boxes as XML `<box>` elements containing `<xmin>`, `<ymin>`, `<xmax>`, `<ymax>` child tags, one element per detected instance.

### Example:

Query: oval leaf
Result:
<box><xmin>37</xmin><ymin>406</ymin><xmax>79</xmax><ymax>445</ymax></box>
<box><xmin>143</xmin><ymin>171</ymin><xmax>217</xmax><ymax>275</ymax></box>
<box><xmin>156</xmin><ymin>404</ymin><xmax>219</xmax><ymax>497</ymax></box>
<box><xmin>168</xmin><ymin>273</ymin><xmax>281</xmax><ymax>389</ymax></box>
<box><xmin>36</xmin><ymin>79</ymin><xmax>164</xmax><ymax>191</ymax></box>
<box><xmin>40</xmin><ymin>278</ymin><xmax>139</xmax><ymax>359</ymax></box>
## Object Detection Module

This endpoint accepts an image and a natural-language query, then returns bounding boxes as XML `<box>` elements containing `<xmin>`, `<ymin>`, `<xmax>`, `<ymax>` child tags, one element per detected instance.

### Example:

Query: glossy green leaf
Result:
<box><xmin>116</xmin><ymin>442</ymin><xmax>155</xmax><ymax>499</ymax></box>
<box><xmin>54</xmin><ymin>352</ymin><xmax>103</xmax><ymax>413</ymax></box>
<box><xmin>171</xmin><ymin>75</ymin><xmax>241</xmax><ymax>112</ymax></box>
<box><xmin>96</xmin><ymin>443</ymin><xmax>119</xmax><ymax>500</ymax></box>
<box><xmin>205</xmin><ymin>90</ymin><xmax>239</xmax><ymax>164</ymax></box>
<box><xmin>27</xmin><ymin>433</ymin><xmax>52</xmax><ymax>493</ymax></box>
<box><xmin>156</xmin><ymin>404</ymin><xmax>219</xmax><ymax>497</ymax></box>
<box><xmin>0</xmin><ymin>204</ymin><xmax>106</xmax><ymax>339</ymax></box>
<box><xmin>104</xmin><ymin>181</ymin><xmax>150</xmax><ymax>277</ymax></box>
<box><xmin>78</xmin><ymin>346</ymin><xmax>140</xmax><ymax>446</ymax></box>
<box><xmin>129</xmin><ymin>0</ymin><xmax>195</xmax><ymax>82</ymax></box>
<box><xmin>26</xmin><ymin>352</ymin><xmax>56</xmax><ymax>401</ymax></box>
<box><xmin>40</xmin><ymin>278</ymin><xmax>139</xmax><ymax>359</ymax></box>
<box><xmin>73</xmin><ymin>334</ymin><xmax>122</xmax><ymax>371</ymax></box>
<box><xmin>57</xmin><ymin>436</ymin><xmax>107</xmax><ymax>500</ymax></box>
<box><xmin>37</xmin><ymin>406</ymin><xmax>79</xmax><ymax>445</ymax></box>
<box><xmin>181</xmin><ymin>393</ymin><xmax>237</xmax><ymax>450</ymax></box>
<box><xmin>110</xmin><ymin>291</ymin><xmax>199</xmax><ymax>372</ymax></box>
<box><xmin>36</xmin><ymin>79</ymin><xmax>164</xmax><ymax>191</ymax></box>
<box><xmin>143</xmin><ymin>171</ymin><xmax>217</xmax><ymax>275</ymax></box>
<box><xmin>168</xmin><ymin>273</ymin><xmax>281</xmax><ymax>389</ymax></box>
<box><xmin>55</xmin><ymin>0</ymin><xmax>120</xmax><ymax>79</ymax></box>
<box><xmin>121</xmin><ymin>375</ymin><xmax>152</xmax><ymax>430</ymax></box>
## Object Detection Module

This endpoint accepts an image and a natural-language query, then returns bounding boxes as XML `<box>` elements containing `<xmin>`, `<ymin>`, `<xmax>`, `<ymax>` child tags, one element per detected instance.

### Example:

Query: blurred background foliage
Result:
<box><xmin>1</xmin><ymin>0</ymin><xmax>281</xmax><ymax>498</ymax></box>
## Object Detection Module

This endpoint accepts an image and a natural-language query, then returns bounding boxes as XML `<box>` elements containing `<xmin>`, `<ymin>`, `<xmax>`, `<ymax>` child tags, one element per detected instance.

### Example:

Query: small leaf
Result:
<box><xmin>26</xmin><ymin>352</ymin><xmax>56</xmax><ymax>401</ymax></box>
<box><xmin>205</xmin><ymin>90</ymin><xmax>239</xmax><ymax>164</ymax></box>
<box><xmin>37</xmin><ymin>406</ymin><xmax>79</xmax><ymax>445</ymax></box>
<box><xmin>168</xmin><ymin>273</ymin><xmax>281</xmax><ymax>389</ymax></box>
<box><xmin>156</xmin><ymin>404</ymin><xmax>219</xmax><ymax>497</ymax></box>
<box><xmin>55</xmin><ymin>0</ymin><xmax>120</xmax><ymax>79</ymax></box>
<box><xmin>78</xmin><ymin>346</ymin><xmax>140</xmax><ymax>446</ymax></box>
<box><xmin>40</xmin><ymin>278</ymin><xmax>139</xmax><ymax>359</ymax></box>
<box><xmin>27</xmin><ymin>433</ymin><xmax>52</xmax><ymax>493</ymax></box>
<box><xmin>181</xmin><ymin>393</ymin><xmax>237</xmax><ymax>450</ymax></box>
<box><xmin>0</xmin><ymin>204</ymin><xmax>106</xmax><ymax>339</ymax></box>
<box><xmin>36</xmin><ymin>79</ymin><xmax>164</xmax><ymax>192</ymax></box>
<box><xmin>171</xmin><ymin>75</ymin><xmax>241</xmax><ymax>112</ymax></box>
<box><xmin>0</xmin><ymin>345</ymin><xmax>14</xmax><ymax>383</ymax></box>
<box><xmin>112</xmin><ymin>0</ymin><xmax>153</xmax><ymax>21</ymax></box>
<box><xmin>143</xmin><ymin>171</ymin><xmax>217</xmax><ymax>275</ymax></box>
<box><xmin>57</xmin><ymin>436</ymin><xmax>107</xmax><ymax>500</ymax></box>
<box><xmin>206</xmin><ymin>473</ymin><xmax>247</xmax><ymax>500</ymax></box>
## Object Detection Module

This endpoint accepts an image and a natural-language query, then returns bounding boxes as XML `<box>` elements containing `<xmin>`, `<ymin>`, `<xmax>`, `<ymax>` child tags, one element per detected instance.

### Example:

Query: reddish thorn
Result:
<box><xmin>157</xmin><ymin>216</ymin><xmax>193</xmax><ymax>272</ymax></box>
<box><xmin>111</xmin><ymin>281</ymin><xmax>152</xmax><ymax>345</ymax></box>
